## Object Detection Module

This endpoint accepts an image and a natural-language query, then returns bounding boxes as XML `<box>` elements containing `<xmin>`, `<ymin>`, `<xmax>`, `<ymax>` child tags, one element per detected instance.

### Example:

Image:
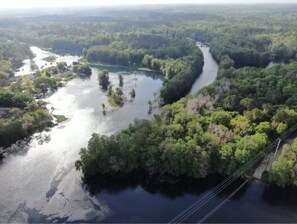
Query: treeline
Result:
<box><xmin>1</xmin><ymin>6</ymin><xmax>296</xmax><ymax>78</ymax></box>
<box><xmin>1</xmin><ymin>6</ymin><xmax>296</xmax><ymax>94</ymax></box>
<box><xmin>1</xmin><ymin>5</ymin><xmax>296</xmax><ymax>68</ymax></box>
<box><xmin>75</xmin><ymin>62</ymin><xmax>297</xmax><ymax>182</ymax></box>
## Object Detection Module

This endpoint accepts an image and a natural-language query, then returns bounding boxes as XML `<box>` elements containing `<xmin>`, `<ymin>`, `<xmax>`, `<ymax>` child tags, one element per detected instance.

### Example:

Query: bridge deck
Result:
<box><xmin>253</xmin><ymin>137</ymin><xmax>296</xmax><ymax>180</ymax></box>
<box><xmin>253</xmin><ymin>152</ymin><xmax>277</xmax><ymax>179</ymax></box>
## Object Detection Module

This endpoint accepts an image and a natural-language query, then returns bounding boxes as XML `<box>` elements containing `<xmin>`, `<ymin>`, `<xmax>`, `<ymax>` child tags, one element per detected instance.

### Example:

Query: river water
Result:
<box><xmin>15</xmin><ymin>46</ymin><xmax>80</xmax><ymax>76</ymax></box>
<box><xmin>190</xmin><ymin>43</ymin><xmax>218</xmax><ymax>95</ymax></box>
<box><xmin>1</xmin><ymin>44</ymin><xmax>297</xmax><ymax>223</ymax></box>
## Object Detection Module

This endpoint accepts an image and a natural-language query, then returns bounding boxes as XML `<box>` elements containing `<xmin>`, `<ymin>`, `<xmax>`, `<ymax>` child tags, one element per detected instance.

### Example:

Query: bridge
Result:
<box><xmin>169</xmin><ymin>122</ymin><xmax>297</xmax><ymax>223</ymax></box>
<box><xmin>253</xmin><ymin>122</ymin><xmax>297</xmax><ymax>180</ymax></box>
<box><xmin>252</xmin><ymin>138</ymin><xmax>281</xmax><ymax>180</ymax></box>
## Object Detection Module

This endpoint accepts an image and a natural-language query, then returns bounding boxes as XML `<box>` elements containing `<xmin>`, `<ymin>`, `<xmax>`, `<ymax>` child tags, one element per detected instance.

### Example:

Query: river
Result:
<box><xmin>1</xmin><ymin>44</ymin><xmax>297</xmax><ymax>223</ymax></box>
<box><xmin>15</xmin><ymin>46</ymin><xmax>80</xmax><ymax>76</ymax></box>
<box><xmin>190</xmin><ymin>43</ymin><xmax>218</xmax><ymax>95</ymax></box>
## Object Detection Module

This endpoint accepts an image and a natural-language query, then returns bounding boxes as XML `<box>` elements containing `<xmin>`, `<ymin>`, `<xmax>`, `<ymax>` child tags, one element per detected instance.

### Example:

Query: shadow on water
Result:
<box><xmin>83</xmin><ymin>171</ymin><xmax>248</xmax><ymax>201</ymax></box>
<box><xmin>262</xmin><ymin>184</ymin><xmax>297</xmax><ymax>208</ymax></box>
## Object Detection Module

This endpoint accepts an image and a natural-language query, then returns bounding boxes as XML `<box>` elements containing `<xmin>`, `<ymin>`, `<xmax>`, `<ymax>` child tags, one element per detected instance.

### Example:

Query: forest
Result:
<box><xmin>0</xmin><ymin>5</ymin><xmax>297</xmax><ymax>186</ymax></box>
<box><xmin>1</xmin><ymin>5</ymin><xmax>296</xmax><ymax>103</ymax></box>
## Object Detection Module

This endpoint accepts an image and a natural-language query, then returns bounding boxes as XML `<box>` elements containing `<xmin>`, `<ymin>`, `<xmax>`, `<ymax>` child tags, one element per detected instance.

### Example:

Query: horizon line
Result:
<box><xmin>1</xmin><ymin>2</ymin><xmax>297</xmax><ymax>10</ymax></box>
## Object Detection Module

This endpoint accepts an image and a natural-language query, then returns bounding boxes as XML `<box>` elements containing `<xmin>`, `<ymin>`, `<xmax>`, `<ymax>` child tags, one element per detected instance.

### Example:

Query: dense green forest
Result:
<box><xmin>2</xmin><ymin>5</ymin><xmax>296</xmax><ymax>65</ymax></box>
<box><xmin>75</xmin><ymin>62</ymin><xmax>297</xmax><ymax>183</ymax></box>
<box><xmin>1</xmin><ymin>5</ymin><xmax>296</xmax><ymax>103</ymax></box>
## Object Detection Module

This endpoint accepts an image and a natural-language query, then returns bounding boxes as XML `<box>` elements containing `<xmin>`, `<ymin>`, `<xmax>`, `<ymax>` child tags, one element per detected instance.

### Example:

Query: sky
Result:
<box><xmin>1</xmin><ymin>0</ymin><xmax>297</xmax><ymax>9</ymax></box>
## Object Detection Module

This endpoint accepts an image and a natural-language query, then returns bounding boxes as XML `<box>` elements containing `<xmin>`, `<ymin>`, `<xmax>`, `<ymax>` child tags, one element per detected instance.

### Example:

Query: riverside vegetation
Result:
<box><xmin>0</xmin><ymin>44</ymin><xmax>92</xmax><ymax>148</ymax></box>
<box><xmin>72</xmin><ymin>6</ymin><xmax>297</xmax><ymax>187</ymax></box>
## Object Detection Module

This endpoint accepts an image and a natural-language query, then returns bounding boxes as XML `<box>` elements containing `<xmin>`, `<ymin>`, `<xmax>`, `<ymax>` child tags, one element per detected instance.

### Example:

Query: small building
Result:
<box><xmin>28</xmin><ymin>74</ymin><xmax>35</xmax><ymax>81</ymax></box>
<box><xmin>60</xmin><ymin>71</ymin><xmax>73</xmax><ymax>78</ymax></box>
<box><xmin>8</xmin><ymin>76</ymin><xmax>21</xmax><ymax>83</ymax></box>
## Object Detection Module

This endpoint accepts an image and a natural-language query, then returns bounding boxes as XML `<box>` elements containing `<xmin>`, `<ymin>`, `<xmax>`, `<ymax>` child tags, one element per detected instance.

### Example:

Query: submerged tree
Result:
<box><xmin>148</xmin><ymin>100</ymin><xmax>153</xmax><ymax>114</ymax></box>
<box><xmin>130</xmin><ymin>88</ymin><xmax>136</xmax><ymax>100</ymax></box>
<box><xmin>102</xmin><ymin>103</ymin><xmax>106</xmax><ymax>115</ymax></box>
<box><xmin>107</xmin><ymin>85</ymin><xmax>113</xmax><ymax>97</ymax></box>
<box><xmin>98</xmin><ymin>70</ymin><xmax>110</xmax><ymax>91</ymax></box>
<box><xmin>119</xmin><ymin>74</ymin><xmax>124</xmax><ymax>87</ymax></box>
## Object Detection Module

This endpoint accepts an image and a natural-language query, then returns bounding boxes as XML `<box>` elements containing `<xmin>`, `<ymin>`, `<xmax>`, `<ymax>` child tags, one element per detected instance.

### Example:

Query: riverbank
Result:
<box><xmin>0</xmin><ymin>46</ymin><xmax>90</xmax><ymax>152</ymax></box>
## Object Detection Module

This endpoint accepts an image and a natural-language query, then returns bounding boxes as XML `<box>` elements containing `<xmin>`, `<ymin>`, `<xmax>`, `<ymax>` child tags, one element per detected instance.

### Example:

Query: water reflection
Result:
<box><xmin>85</xmin><ymin>173</ymin><xmax>225</xmax><ymax>197</ymax></box>
<box><xmin>93</xmin><ymin>174</ymin><xmax>249</xmax><ymax>223</ymax></box>
<box><xmin>91</xmin><ymin>64</ymin><xmax>163</xmax><ymax>81</ymax></box>
<box><xmin>90</xmin><ymin>173</ymin><xmax>251</xmax><ymax>199</ymax></box>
